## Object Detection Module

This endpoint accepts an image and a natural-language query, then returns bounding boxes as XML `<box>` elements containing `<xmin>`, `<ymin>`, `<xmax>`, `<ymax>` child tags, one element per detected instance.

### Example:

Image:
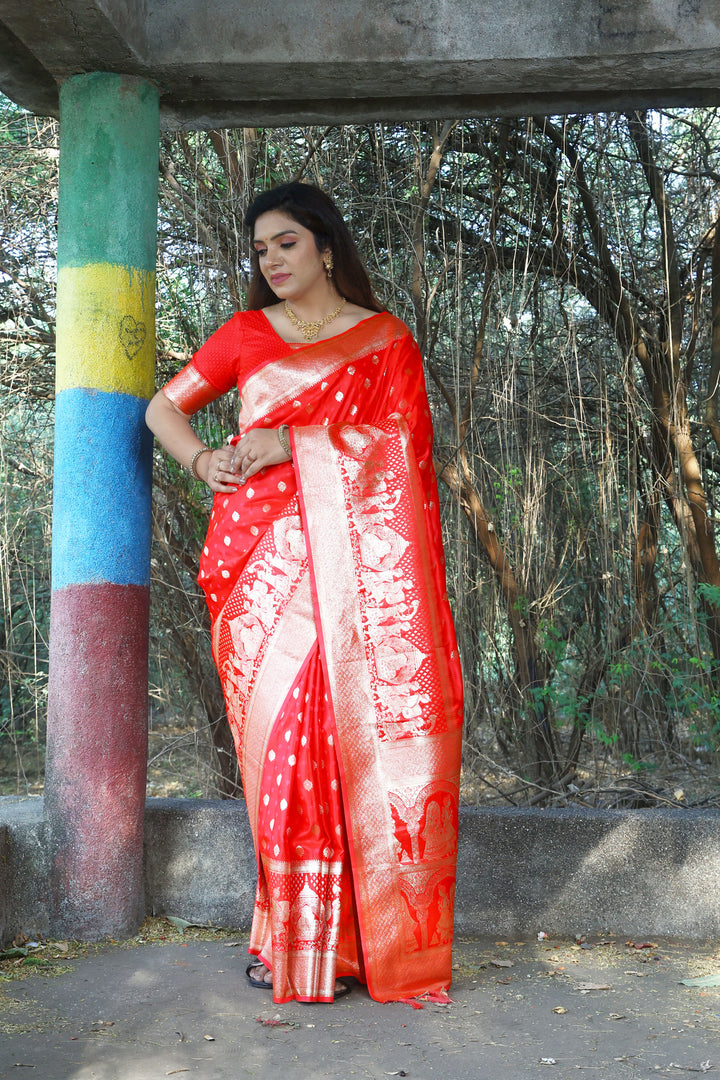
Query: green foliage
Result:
<box><xmin>538</xmin><ymin>619</ymin><xmax>566</xmax><ymax>665</ymax></box>
<box><xmin>696</xmin><ymin>582</ymin><xmax>720</xmax><ymax>611</ymax></box>
<box><xmin>621</xmin><ymin>753</ymin><xmax>658</xmax><ymax>773</ymax></box>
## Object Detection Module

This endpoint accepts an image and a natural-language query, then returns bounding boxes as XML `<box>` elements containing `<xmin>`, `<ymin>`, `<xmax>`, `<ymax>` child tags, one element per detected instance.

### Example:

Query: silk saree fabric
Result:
<box><xmin>163</xmin><ymin>310</ymin><xmax>463</xmax><ymax>1002</ymax></box>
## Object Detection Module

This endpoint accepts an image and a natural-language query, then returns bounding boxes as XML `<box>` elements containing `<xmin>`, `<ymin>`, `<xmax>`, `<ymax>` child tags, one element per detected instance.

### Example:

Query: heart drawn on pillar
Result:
<box><xmin>119</xmin><ymin>315</ymin><xmax>147</xmax><ymax>359</ymax></box>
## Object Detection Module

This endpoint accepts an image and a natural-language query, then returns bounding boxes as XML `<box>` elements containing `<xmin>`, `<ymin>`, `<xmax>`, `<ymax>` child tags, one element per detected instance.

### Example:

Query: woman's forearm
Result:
<box><xmin>145</xmin><ymin>390</ymin><xmax>209</xmax><ymax>471</ymax></box>
<box><xmin>145</xmin><ymin>390</ymin><xmax>244</xmax><ymax>490</ymax></box>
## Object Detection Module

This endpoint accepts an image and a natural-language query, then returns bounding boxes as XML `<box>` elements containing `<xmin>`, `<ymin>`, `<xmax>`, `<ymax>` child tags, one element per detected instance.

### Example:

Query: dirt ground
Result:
<box><xmin>1</xmin><ymin>926</ymin><xmax>719</xmax><ymax>1080</ymax></box>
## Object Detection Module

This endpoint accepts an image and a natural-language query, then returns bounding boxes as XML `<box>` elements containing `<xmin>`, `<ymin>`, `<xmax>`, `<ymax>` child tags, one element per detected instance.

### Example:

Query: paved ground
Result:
<box><xmin>1</xmin><ymin>932</ymin><xmax>719</xmax><ymax>1079</ymax></box>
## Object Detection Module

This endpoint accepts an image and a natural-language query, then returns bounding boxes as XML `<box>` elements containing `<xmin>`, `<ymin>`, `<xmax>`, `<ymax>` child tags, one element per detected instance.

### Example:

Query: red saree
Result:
<box><xmin>163</xmin><ymin>310</ymin><xmax>463</xmax><ymax>1003</ymax></box>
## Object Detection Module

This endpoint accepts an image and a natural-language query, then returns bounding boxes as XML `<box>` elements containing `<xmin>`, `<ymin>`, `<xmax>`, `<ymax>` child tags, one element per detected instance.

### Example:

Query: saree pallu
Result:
<box><xmin>166</xmin><ymin>312</ymin><xmax>463</xmax><ymax>1002</ymax></box>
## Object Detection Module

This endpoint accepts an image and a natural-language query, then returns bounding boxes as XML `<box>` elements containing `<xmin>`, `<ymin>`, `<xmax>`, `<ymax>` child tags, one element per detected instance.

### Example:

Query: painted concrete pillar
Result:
<box><xmin>45</xmin><ymin>73</ymin><xmax>159</xmax><ymax>938</ymax></box>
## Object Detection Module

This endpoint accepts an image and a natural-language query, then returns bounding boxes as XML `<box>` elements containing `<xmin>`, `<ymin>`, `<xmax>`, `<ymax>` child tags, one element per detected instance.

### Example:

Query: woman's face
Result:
<box><xmin>252</xmin><ymin>209</ymin><xmax>328</xmax><ymax>302</ymax></box>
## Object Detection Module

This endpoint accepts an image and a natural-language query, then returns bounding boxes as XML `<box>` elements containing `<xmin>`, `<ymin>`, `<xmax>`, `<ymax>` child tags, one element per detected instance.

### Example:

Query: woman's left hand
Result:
<box><xmin>230</xmin><ymin>427</ymin><xmax>291</xmax><ymax>481</ymax></box>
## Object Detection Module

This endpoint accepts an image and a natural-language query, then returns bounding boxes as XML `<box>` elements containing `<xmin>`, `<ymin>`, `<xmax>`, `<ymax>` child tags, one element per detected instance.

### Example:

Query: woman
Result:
<box><xmin>146</xmin><ymin>182</ymin><xmax>463</xmax><ymax>1004</ymax></box>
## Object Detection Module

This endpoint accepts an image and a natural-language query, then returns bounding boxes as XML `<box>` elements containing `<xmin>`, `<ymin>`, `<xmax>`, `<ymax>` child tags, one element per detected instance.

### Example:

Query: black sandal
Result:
<box><xmin>246</xmin><ymin>960</ymin><xmax>273</xmax><ymax>990</ymax></box>
<box><xmin>246</xmin><ymin>959</ymin><xmax>351</xmax><ymax>1001</ymax></box>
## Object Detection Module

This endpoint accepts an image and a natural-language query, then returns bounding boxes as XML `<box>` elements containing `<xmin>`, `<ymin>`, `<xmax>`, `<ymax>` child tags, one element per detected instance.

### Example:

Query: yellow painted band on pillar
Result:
<box><xmin>56</xmin><ymin>263</ymin><xmax>156</xmax><ymax>398</ymax></box>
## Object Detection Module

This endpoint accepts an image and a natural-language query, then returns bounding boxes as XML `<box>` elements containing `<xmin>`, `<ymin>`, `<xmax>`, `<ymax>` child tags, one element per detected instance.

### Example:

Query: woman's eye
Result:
<box><xmin>280</xmin><ymin>241</ymin><xmax>296</xmax><ymax>249</ymax></box>
<box><xmin>256</xmin><ymin>248</ymin><xmax>267</xmax><ymax>258</ymax></box>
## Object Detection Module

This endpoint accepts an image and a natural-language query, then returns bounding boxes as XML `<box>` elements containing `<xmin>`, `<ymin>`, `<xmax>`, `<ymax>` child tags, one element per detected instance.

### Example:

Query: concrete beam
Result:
<box><xmin>3</xmin><ymin>797</ymin><xmax>720</xmax><ymax>946</ymax></box>
<box><xmin>2</xmin><ymin>1</ymin><xmax>720</xmax><ymax>127</ymax></box>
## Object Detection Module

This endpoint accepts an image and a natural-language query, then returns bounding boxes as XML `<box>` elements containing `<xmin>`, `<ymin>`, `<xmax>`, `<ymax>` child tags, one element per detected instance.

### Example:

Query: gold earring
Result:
<box><xmin>323</xmin><ymin>252</ymin><xmax>334</xmax><ymax>278</ymax></box>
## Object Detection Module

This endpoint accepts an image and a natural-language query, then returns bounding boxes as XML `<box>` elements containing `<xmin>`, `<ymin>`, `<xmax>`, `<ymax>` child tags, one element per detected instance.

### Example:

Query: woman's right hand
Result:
<box><xmin>196</xmin><ymin>446</ymin><xmax>244</xmax><ymax>492</ymax></box>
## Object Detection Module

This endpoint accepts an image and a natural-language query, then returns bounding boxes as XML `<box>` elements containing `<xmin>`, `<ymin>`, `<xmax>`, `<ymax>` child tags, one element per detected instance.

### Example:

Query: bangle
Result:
<box><xmin>277</xmin><ymin>424</ymin><xmax>292</xmax><ymax>458</ymax></box>
<box><xmin>188</xmin><ymin>445</ymin><xmax>210</xmax><ymax>480</ymax></box>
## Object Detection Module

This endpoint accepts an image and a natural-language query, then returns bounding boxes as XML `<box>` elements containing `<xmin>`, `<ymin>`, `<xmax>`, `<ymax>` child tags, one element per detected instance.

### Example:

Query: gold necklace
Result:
<box><xmin>284</xmin><ymin>297</ymin><xmax>346</xmax><ymax>342</ymax></box>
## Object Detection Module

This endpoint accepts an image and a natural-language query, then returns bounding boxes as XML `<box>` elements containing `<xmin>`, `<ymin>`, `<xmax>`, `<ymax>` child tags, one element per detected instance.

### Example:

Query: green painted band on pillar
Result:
<box><xmin>57</xmin><ymin>73</ymin><xmax>159</xmax><ymax>273</ymax></box>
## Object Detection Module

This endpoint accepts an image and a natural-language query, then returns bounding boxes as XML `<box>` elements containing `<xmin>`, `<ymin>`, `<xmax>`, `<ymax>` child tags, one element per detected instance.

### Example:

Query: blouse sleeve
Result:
<box><xmin>162</xmin><ymin>313</ymin><xmax>244</xmax><ymax>416</ymax></box>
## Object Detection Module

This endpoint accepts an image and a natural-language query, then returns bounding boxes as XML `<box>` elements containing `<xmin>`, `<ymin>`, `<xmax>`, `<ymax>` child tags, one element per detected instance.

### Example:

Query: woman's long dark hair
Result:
<box><xmin>244</xmin><ymin>182</ymin><xmax>383</xmax><ymax>312</ymax></box>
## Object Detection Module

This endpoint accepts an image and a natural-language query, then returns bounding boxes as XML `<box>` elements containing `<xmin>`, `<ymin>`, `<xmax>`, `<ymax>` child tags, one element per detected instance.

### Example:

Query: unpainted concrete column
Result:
<box><xmin>46</xmin><ymin>72</ymin><xmax>159</xmax><ymax>938</ymax></box>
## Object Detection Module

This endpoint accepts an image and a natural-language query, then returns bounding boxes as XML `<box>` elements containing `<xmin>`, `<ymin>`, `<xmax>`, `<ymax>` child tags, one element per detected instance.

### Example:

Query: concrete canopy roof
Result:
<box><xmin>2</xmin><ymin>1</ymin><xmax>720</xmax><ymax>130</ymax></box>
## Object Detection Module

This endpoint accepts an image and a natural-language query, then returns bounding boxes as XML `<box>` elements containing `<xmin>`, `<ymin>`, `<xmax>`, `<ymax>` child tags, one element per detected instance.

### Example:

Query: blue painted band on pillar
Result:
<box><xmin>52</xmin><ymin>388</ymin><xmax>152</xmax><ymax>590</ymax></box>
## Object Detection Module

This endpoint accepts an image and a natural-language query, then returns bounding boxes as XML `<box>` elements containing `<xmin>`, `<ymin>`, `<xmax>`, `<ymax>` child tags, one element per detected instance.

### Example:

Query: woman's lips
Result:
<box><xmin>271</xmin><ymin>273</ymin><xmax>290</xmax><ymax>285</ymax></box>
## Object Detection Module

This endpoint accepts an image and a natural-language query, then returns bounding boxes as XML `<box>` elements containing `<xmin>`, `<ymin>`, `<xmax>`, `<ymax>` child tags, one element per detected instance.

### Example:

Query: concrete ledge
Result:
<box><xmin>143</xmin><ymin>798</ymin><xmax>257</xmax><ymax>927</ymax></box>
<box><xmin>454</xmin><ymin>807</ymin><xmax>720</xmax><ymax>939</ymax></box>
<box><xmin>0</xmin><ymin>796</ymin><xmax>50</xmax><ymax>945</ymax></box>
<box><xmin>2</xmin><ymin>797</ymin><xmax>720</xmax><ymax>945</ymax></box>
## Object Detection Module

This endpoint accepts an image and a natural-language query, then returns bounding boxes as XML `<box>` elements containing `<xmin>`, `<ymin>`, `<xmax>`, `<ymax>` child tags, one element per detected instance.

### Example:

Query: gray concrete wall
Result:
<box><xmin>143</xmin><ymin>798</ymin><xmax>257</xmax><ymax>928</ymax></box>
<box><xmin>0</xmin><ymin>797</ymin><xmax>50</xmax><ymax>945</ymax></box>
<box><xmin>2</xmin><ymin>796</ymin><xmax>719</xmax><ymax>946</ymax></box>
<box><xmin>455</xmin><ymin>807</ymin><xmax>720</xmax><ymax>940</ymax></box>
